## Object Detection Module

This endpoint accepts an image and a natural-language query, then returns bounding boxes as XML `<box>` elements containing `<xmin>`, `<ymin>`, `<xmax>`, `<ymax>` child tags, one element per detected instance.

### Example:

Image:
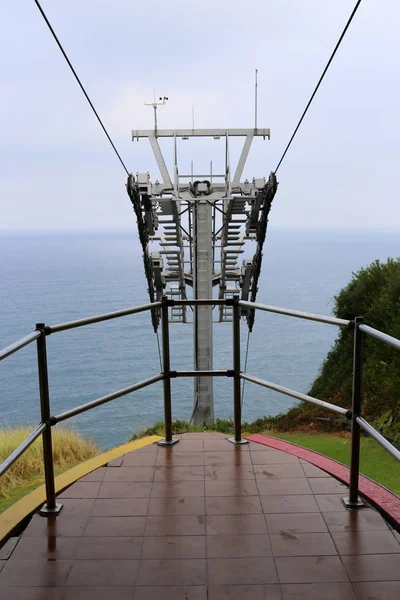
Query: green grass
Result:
<box><xmin>0</xmin><ymin>461</ymin><xmax>91</xmax><ymax>514</ymax></box>
<box><xmin>268</xmin><ymin>431</ymin><xmax>400</xmax><ymax>496</ymax></box>
<box><xmin>0</xmin><ymin>480</ymin><xmax>43</xmax><ymax>514</ymax></box>
<box><xmin>0</xmin><ymin>427</ymin><xmax>99</xmax><ymax>513</ymax></box>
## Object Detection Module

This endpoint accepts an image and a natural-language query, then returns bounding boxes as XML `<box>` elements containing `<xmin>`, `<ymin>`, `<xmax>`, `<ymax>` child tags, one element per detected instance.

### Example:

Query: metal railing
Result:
<box><xmin>1</xmin><ymin>296</ymin><xmax>399</xmax><ymax>517</ymax></box>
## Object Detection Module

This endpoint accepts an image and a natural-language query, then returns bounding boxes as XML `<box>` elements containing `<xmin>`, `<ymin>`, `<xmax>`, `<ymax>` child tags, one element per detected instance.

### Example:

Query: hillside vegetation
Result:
<box><xmin>269</xmin><ymin>258</ymin><xmax>400</xmax><ymax>443</ymax></box>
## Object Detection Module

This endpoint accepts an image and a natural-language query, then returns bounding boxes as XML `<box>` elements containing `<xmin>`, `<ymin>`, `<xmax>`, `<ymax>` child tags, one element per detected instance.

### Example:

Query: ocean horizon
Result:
<box><xmin>1</xmin><ymin>227</ymin><xmax>399</xmax><ymax>449</ymax></box>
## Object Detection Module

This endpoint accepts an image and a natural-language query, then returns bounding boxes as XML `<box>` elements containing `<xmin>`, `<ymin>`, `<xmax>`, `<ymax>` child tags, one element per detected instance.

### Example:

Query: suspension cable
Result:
<box><xmin>156</xmin><ymin>331</ymin><xmax>163</xmax><ymax>372</ymax></box>
<box><xmin>241</xmin><ymin>329</ymin><xmax>251</xmax><ymax>410</ymax></box>
<box><xmin>274</xmin><ymin>0</ymin><xmax>363</xmax><ymax>174</ymax></box>
<box><xmin>33</xmin><ymin>0</ymin><xmax>130</xmax><ymax>176</ymax></box>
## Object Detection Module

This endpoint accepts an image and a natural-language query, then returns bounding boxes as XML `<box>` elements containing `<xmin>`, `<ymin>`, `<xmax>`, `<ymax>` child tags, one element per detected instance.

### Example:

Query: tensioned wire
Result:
<box><xmin>274</xmin><ymin>0</ymin><xmax>363</xmax><ymax>174</ymax></box>
<box><xmin>32</xmin><ymin>0</ymin><xmax>130</xmax><ymax>176</ymax></box>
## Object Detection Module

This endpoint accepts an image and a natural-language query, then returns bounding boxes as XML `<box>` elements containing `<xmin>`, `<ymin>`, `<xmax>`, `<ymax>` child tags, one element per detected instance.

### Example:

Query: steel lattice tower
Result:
<box><xmin>127</xmin><ymin>123</ymin><xmax>277</xmax><ymax>425</ymax></box>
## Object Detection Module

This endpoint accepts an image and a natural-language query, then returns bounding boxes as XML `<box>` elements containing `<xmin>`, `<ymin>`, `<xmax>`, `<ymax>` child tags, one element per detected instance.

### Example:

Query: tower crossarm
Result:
<box><xmin>132</xmin><ymin>128</ymin><xmax>270</xmax><ymax>140</ymax></box>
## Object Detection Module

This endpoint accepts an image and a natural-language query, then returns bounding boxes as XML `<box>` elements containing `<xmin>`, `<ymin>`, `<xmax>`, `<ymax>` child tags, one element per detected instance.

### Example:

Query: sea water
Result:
<box><xmin>0</xmin><ymin>228</ymin><xmax>398</xmax><ymax>449</ymax></box>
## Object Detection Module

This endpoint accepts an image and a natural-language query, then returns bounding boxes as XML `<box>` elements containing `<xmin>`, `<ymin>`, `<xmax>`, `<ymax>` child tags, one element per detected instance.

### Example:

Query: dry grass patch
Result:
<box><xmin>0</xmin><ymin>426</ymin><xmax>99</xmax><ymax>500</ymax></box>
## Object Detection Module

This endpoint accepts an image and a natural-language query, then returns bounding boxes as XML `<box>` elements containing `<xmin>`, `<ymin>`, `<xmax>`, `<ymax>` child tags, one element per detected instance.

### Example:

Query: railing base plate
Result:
<box><xmin>39</xmin><ymin>502</ymin><xmax>63</xmax><ymax>516</ymax></box>
<box><xmin>158</xmin><ymin>438</ymin><xmax>179</xmax><ymax>447</ymax></box>
<box><xmin>342</xmin><ymin>496</ymin><xmax>366</xmax><ymax>509</ymax></box>
<box><xmin>228</xmin><ymin>437</ymin><xmax>248</xmax><ymax>445</ymax></box>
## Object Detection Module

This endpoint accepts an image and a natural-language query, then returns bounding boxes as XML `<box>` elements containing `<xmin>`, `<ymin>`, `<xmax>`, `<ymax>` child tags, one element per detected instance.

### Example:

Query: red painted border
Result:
<box><xmin>247</xmin><ymin>433</ymin><xmax>400</xmax><ymax>526</ymax></box>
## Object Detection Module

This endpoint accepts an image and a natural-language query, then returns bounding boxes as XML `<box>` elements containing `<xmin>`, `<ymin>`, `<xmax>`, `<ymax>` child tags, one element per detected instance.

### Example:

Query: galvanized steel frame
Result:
<box><xmin>129</xmin><ymin>127</ymin><xmax>277</xmax><ymax>425</ymax></box>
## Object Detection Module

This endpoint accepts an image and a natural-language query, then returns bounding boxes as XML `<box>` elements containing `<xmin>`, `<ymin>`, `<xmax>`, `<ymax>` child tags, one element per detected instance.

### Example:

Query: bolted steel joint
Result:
<box><xmin>161</xmin><ymin>295</ymin><xmax>175</xmax><ymax>307</ymax></box>
<box><xmin>162</xmin><ymin>370</ymin><xmax>176</xmax><ymax>378</ymax></box>
<box><xmin>36</xmin><ymin>323</ymin><xmax>52</xmax><ymax>337</ymax></box>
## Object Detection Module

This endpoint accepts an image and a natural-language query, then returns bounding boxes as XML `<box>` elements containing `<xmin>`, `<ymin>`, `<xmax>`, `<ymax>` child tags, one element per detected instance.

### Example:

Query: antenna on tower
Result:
<box><xmin>145</xmin><ymin>93</ymin><xmax>168</xmax><ymax>135</ymax></box>
<box><xmin>254</xmin><ymin>69</ymin><xmax>258</xmax><ymax>131</ymax></box>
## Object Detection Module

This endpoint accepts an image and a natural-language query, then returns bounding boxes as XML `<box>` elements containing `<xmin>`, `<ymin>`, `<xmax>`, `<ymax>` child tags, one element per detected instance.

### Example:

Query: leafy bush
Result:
<box><xmin>269</xmin><ymin>258</ymin><xmax>400</xmax><ymax>441</ymax></box>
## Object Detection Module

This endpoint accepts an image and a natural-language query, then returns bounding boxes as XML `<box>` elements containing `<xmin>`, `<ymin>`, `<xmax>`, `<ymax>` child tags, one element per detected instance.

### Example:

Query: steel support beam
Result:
<box><xmin>148</xmin><ymin>135</ymin><xmax>172</xmax><ymax>186</ymax></box>
<box><xmin>192</xmin><ymin>199</ymin><xmax>214</xmax><ymax>425</ymax></box>
<box><xmin>233</xmin><ymin>133</ymin><xmax>253</xmax><ymax>183</ymax></box>
<box><xmin>229</xmin><ymin>296</ymin><xmax>247</xmax><ymax>444</ymax></box>
<box><xmin>343</xmin><ymin>317</ymin><xmax>365</xmax><ymax>508</ymax></box>
<box><xmin>36</xmin><ymin>324</ymin><xmax>62</xmax><ymax>516</ymax></box>
<box><xmin>158</xmin><ymin>297</ymin><xmax>179</xmax><ymax>446</ymax></box>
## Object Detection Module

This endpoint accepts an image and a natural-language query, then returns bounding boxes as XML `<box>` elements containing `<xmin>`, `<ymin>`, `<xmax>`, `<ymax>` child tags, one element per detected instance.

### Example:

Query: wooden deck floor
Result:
<box><xmin>0</xmin><ymin>432</ymin><xmax>399</xmax><ymax>599</ymax></box>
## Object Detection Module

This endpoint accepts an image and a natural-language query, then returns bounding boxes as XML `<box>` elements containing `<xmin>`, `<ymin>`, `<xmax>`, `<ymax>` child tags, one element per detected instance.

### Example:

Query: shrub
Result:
<box><xmin>269</xmin><ymin>258</ymin><xmax>400</xmax><ymax>441</ymax></box>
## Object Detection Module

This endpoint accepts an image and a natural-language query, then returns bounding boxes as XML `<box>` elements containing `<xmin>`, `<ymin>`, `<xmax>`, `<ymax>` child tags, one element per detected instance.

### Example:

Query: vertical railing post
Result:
<box><xmin>36</xmin><ymin>323</ymin><xmax>62</xmax><ymax>516</ymax></box>
<box><xmin>229</xmin><ymin>296</ymin><xmax>248</xmax><ymax>445</ymax></box>
<box><xmin>343</xmin><ymin>316</ymin><xmax>365</xmax><ymax>508</ymax></box>
<box><xmin>158</xmin><ymin>297</ymin><xmax>179</xmax><ymax>446</ymax></box>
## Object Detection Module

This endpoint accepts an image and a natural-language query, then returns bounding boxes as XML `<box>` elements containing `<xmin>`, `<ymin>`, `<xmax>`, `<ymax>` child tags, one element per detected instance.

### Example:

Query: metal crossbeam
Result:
<box><xmin>132</xmin><ymin>128</ymin><xmax>270</xmax><ymax>139</ymax></box>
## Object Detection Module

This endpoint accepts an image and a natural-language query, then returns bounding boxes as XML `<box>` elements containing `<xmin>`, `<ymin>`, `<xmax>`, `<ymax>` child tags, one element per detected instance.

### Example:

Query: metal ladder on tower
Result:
<box><xmin>220</xmin><ymin>218</ymin><xmax>246</xmax><ymax>322</ymax></box>
<box><xmin>168</xmin><ymin>287</ymin><xmax>185</xmax><ymax>322</ymax></box>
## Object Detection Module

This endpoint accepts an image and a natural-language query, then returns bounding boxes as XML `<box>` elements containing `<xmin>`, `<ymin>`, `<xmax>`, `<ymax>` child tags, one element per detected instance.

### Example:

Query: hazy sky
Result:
<box><xmin>1</xmin><ymin>0</ymin><xmax>399</xmax><ymax>230</ymax></box>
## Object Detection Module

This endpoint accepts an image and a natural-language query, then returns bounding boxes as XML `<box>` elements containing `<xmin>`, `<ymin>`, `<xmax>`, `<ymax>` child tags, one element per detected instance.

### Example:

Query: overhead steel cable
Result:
<box><xmin>33</xmin><ymin>0</ymin><xmax>130</xmax><ymax>176</ymax></box>
<box><xmin>156</xmin><ymin>330</ymin><xmax>163</xmax><ymax>372</ymax></box>
<box><xmin>274</xmin><ymin>0</ymin><xmax>363</xmax><ymax>174</ymax></box>
<box><xmin>241</xmin><ymin>329</ymin><xmax>251</xmax><ymax>410</ymax></box>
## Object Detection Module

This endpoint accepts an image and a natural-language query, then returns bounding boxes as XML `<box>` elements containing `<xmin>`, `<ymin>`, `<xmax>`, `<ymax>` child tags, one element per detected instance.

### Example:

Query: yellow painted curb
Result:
<box><xmin>0</xmin><ymin>435</ymin><xmax>162</xmax><ymax>543</ymax></box>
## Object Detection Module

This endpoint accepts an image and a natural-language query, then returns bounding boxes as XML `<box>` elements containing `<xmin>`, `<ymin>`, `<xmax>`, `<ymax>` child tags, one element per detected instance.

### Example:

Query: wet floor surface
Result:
<box><xmin>0</xmin><ymin>432</ymin><xmax>399</xmax><ymax>599</ymax></box>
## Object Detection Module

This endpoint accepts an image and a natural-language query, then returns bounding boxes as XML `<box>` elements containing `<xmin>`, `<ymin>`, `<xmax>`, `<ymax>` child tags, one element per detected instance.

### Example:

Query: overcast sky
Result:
<box><xmin>1</xmin><ymin>0</ymin><xmax>399</xmax><ymax>230</ymax></box>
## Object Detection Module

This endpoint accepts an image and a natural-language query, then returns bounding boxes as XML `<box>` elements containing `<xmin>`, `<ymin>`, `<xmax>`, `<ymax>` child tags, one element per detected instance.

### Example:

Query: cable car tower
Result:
<box><xmin>127</xmin><ymin>92</ymin><xmax>278</xmax><ymax>425</ymax></box>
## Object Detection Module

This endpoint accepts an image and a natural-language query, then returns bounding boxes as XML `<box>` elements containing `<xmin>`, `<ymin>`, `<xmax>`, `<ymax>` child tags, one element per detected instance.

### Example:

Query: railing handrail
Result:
<box><xmin>1</xmin><ymin>296</ymin><xmax>399</xmax><ymax>518</ymax></box>
<box><xmin>0</xmin><ymin>422</ymin><xmax>47</xmax><ymax>479</ymax></box>
<box><xmin>359</xmin><ymin>323</ymin><xmax>400</xmax><ymax>351</ymax></box>
<box><xmin>239</xmin><ymin>299</ymin><xmax>351</xmax><ymax>327</ymax></box>
<box><xmin>48</xmin><ymin>300</ymin><xmax>162</xmax><ymax>333</ymax></box>
<box><xmin>5</xmin><ymin>299</ymin><xmax>400</xmax><ymax>360</ymax></box>
<box><xmin>240</xmin><ymin>372</ymin><xmax>350</xmax><ymax>417</ymax></box>
<box><xmin>0</xmin><ymin>330</ymin><xmax>41</xmax><ymax>362</ymax></box>
<box><xmin>356</xmin><ymin>416</ymin><xmax>400</xmax><ymax>462</ymax></box>
<box><xmin>53</xmin><ymin>374</ymin><xmax>164</xmax><ymax>423</ymax></box>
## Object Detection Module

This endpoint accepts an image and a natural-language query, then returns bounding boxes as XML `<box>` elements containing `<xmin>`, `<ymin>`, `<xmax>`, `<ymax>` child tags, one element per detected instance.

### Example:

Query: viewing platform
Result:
<box><xmin>1</xmin><ymin>298</ymin><xmax>400</xmax><ymax>598</ymax></box>
<box><xmin>0</xmin><ymin>432</ymin><xmax>399</xmax><ymax>599</ymax></box>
